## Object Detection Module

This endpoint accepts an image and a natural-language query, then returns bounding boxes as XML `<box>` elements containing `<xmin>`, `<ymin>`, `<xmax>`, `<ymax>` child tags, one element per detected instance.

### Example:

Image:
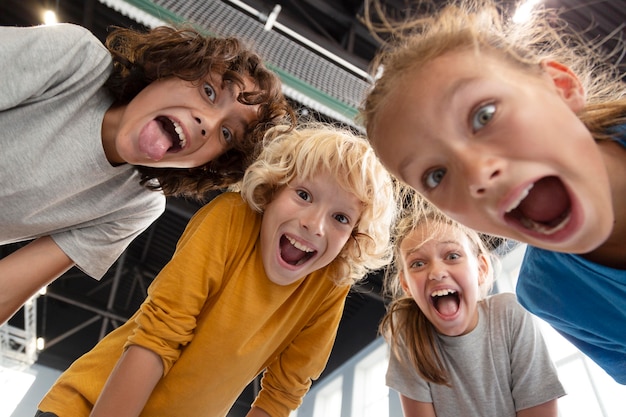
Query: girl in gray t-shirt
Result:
<box><xmin>380</xmin><ymin>201</ymin><xmax>565</xmax><ymax>417</ymax></box>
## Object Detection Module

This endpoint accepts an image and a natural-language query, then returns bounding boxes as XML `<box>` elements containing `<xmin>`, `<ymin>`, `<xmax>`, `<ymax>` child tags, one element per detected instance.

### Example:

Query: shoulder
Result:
<box><xmin>484</xmin><ymin>292</ymin><xmax>527</xmax><ymax>320</ymax></box>
<box><xmin>197</xmin><ymin>192</ymin><xmax>250</xmax><ymax>218</ymax></box>
<box><xmin>21</xmin><ymin>23</ymin><xmax>102</xmax><ymax>48</ymax></box>
<box><xmin>486</xmin><ymin>292</ymin><xmax>518</xmax><ymax>308</ymax></box>
<box><xmin>48</xmin><ymin>23</ymin><xmax>96</xmax><ymax>38</ymax></box>
<box><xmin>186</xmin><ymin>192</ymin><xmax>256</xmax><ymax>236</ymax></box>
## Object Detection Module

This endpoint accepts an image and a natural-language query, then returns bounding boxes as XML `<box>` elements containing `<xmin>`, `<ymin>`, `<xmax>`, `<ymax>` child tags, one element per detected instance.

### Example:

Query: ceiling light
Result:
<box><xmin>43</xmin><ymin>10</ymin><xmax>58</xmax><ymax>25</ymax></box>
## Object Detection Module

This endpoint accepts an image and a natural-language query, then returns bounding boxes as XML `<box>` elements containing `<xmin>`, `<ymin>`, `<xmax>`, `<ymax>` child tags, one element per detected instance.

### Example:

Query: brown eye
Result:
<box><xmin>203</xmin><ymin>82</ymin><xmax>216</xmax><ymax>102</ymax></box>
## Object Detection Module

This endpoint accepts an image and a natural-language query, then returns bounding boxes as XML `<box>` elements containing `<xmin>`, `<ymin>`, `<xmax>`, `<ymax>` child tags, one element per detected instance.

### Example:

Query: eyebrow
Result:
<box><xmin>403</xmin><ymin>239</ymin><xmax>460</xmax><ymax>257</ymax></box>
<box><xmin>443</xmin><ymin>76</ymin><xmax>478</xmax><ymax>103</ymax></box>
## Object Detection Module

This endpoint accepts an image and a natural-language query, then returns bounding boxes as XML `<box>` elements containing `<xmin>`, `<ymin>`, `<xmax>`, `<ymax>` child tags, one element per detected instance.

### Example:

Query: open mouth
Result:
<box><xmin>431</xmin><ymin>289</ymin><xmax>459</xmax><ymax>316</ymax></box>
<box><xmin>504</xmin><ymin>176</ymin><xmax>571</xmax><ymax>235</ymax></box>
<box><xmin>280</xmin><ymin>235</ymin><xmax>316</xmax><ymax>266</ymax></box>
<box><xmin>156</xmin><ymin>116</ymin><xmax>187</xmax><ymax>152</ymax></box>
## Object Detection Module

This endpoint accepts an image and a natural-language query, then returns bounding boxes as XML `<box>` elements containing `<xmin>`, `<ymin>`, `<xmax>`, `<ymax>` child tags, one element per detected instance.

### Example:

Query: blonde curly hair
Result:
<box><xmin>240</xmin><ymin>123</ymin><xmax>398</xmax><ymax>286</ymax></box>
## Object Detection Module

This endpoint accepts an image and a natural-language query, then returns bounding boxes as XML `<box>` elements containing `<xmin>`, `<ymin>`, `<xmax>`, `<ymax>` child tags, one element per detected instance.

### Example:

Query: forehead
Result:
<box><xmin>400</xmin><ymin>222</ymin><xmax>468</xmax><ymax>252</ymax></box>
<box><xmin>371</xmin><ymin>50</ymin><xmax>532</xmax><ymax>177</ymax></box>
<box><xmin>299</xmin><ymin>172</ymin><xmax>363</xmax><ymax>208</ymax></box>
<box><xmin>378</xmin><ymin>49</ymin><xmax>531</xmax><ymax>113</ymax></box>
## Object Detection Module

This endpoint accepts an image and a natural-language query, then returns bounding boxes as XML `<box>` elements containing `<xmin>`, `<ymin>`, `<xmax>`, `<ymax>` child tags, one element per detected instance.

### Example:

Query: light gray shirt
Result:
<box><xmin>0</xmin><ymin>23</ymin><xmax>164</xmax><ymax>279</ymax></box>
<box><xmin>387</xmin><ymin>292</ymin><xmax>565</xmax><ymax>416</ymax></box>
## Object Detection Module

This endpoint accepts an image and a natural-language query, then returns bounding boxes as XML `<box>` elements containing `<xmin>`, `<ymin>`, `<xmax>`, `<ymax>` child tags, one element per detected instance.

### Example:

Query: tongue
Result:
<box><xmin>436</xmin><ymin>294</ymin><xmax>459</xmax><ymax>316</ymax></box>
<box><xmin>138</xmin><ymin>119</ymin><xmax>173</xmax><ymax>161</ymax></box>
<box><xmin>517</xmin><ymin>176</ymin><xmax>569</xmax><ymax>223</ymax></box>
<box><xmin>280</xmin><ymin>237</ymin><xmax>306</xmax><ymax>265</ymax></box>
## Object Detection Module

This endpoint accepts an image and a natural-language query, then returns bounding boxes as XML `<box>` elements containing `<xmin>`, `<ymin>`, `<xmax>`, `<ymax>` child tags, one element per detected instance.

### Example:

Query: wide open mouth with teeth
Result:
<box><xmin>280</xmin><ymin>235</ymin><xmax>316</xmax><ymax>266</ymax></box>
<box><xmin>431</xmin><ymin>289</ymin><xmax>459</xmax><ymax>316</ymax></box>
<box><xmin>156</xmin><ymin>116</ymin><xmax>187</xmax><ymax>152</ymax></box>
<box><xmin>504</xmin><ymin>176</ymin><xmax>571</xmax><ymax>235</ymax></box>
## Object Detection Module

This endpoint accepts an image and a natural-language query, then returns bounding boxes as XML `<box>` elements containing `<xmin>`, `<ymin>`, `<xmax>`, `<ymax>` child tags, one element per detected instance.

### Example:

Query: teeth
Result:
<box><xmin>287</xmin><ymin>236</ymin><xmax>313</xmax><ymax>252</ymax></box>
<box><xmin>505</xmin><ymin>183</ymin><xmax>534</xmax><ymax>213</ymax></box>
<box><xmin>520</xmin><ymin>212</ymin><xmax>571</xmax><ymax>235</ymax></box>
<box><xmin>431</xmin><ymin>289</ymin><xmax>457</xmax><ymax>297</ymax></box>
<box><xmin>171</xmin><ymin>119</ymin><xmax>186</xmax><ymax>148</ymax></box>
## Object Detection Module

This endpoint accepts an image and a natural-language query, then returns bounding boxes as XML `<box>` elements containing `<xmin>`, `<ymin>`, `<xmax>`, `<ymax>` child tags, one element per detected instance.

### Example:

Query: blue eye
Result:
<box><xmin>334</xmin><ymin>213</ymin><xmax>349</xmax><ymax>225</ymax></box>
<box><xmin>409</xmin><ymin>260</ymin><xmax>425</xmax><ymax>269</ymax></box>
<box><xmin>423</xmin><ymin>168</ymin><xmax>446</xmax><ymax>190</ymax></box>
<box><xmin>472</xmin><ymin>103</ymin><xmax>496</xmax><ymax>132</ymax></box>
<box><xmin>203</xmin><ymin>83</ymin><xmax>216</xmax><ymax>102</ymax></box>
<box><xmin>447</xmin><ymin>252</ymin><xmax>461</xmax><ymax>261</ymax></box>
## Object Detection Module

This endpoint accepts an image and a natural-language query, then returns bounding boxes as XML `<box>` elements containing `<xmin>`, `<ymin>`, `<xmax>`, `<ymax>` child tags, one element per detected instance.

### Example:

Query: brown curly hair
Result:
<box><xmin>104</xmin><ymin>25</ymin><xmax>295</xmax><ymax>200</ymax></box>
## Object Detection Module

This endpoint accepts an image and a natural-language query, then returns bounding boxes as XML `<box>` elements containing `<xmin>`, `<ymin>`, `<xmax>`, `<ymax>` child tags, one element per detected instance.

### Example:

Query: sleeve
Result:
<box><xmin>503</xmin><ymin>293</ymin><xmax>566</xmax><ymax>410</ymax></box>
<box><xmin>53</xmin><ymin>192</ymin><xmax>165</xmax><ymax>279</ymax></box>
<box><xmin>252</xmin><ymin>283</ymin><xmax>351</xmax><ymax>417</ymax></box>
<box><xmin>123</xmin><ymin>194</ymin><xmax>241</xmax><ymax>374</ymax></box>
<box><xmin>385</xmin><ymin>336</ymin><xmax>433</xmax><ymax>403</ymax></box>
<box><xmin>0</xmin><ymin>23</ymin><xmax>110</xmax><ymax>110</ymax></box>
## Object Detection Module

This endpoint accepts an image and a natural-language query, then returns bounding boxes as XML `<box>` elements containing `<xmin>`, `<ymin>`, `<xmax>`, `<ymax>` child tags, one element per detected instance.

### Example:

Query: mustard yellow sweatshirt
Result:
<box><xmin>39</xmin><ymin>192</ymin><xmax>350</xmax><ymax>416</ymax></box>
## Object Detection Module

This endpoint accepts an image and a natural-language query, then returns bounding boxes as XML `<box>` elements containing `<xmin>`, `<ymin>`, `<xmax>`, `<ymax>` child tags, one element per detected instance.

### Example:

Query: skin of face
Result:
<box><xmin>101</xmin><ymin>73</ymin><xmax>260</xmax><ymax>168</ymax></box>
<box><xmin>371</xmin><ymin>51</ymin><xmax>614</xmax><ymax>255</ymax></box>
<box><xmin>260</xmin><ymin>171</ymin><xmax>363</xmax><ymax>286</ymax></box>
<box><xmin>399</xmin><ymin>222</ymin><xmax>488</xmax><ymax>336</ymax></box>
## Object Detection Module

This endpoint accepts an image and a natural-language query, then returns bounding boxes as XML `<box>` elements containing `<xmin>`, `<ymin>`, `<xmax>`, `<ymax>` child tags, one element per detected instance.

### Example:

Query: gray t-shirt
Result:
<box><xmin>0</xmin><ymin>23</ymin><xmax>165</xmax><ymax>279</ymax></box>
<box><xmin>386</xmin><ymin>292</ymin><xmax>565</xmax><ymax>417</ymax></box>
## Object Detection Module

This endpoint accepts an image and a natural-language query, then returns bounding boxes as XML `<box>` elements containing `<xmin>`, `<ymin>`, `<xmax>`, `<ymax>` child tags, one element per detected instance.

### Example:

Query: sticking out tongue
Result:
<box><xmin>280</xmin><ymin>236</ymin><xmax>310</xmax><ymax>266</ymax></box>
<box><xmin>515</xmin><ymin>176</ymin><xmax>569</xmax><ymax>224</ymax></box>
<box><xmin>434</xmin><ymin>294</ymin><xmax>459</xmax><ymax>316</ymax></box>
<box><xmin>138</xmin><ymin>118</ymin><xmax>175</xmax><ymax>161</ymax></box>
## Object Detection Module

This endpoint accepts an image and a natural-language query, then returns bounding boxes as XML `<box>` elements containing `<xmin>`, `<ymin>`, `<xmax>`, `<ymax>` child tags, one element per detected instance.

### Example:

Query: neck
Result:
<box><xmin>101</xmin><ymin>103</ymin><xmax>126</xmax><ymax>165</ymax></box>
<box><xmin>582</xmin><ymin>139</ymin><xmax>626</xmax><ymax>269</ymax></box>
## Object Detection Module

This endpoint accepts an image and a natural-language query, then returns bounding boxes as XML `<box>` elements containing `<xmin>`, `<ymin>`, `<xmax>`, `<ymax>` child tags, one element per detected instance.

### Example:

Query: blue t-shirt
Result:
<box><xmin>516</xmin><ymin>134</ymin><xmax>626</xmax><ymax>384</ymax></box>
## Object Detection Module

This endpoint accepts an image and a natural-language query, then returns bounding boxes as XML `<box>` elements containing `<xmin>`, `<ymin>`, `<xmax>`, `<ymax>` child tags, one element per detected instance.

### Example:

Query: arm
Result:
<box><xmin>252</xmin><ymin>283</ymin><xmax>351</xmax><ymax>416</ymax></box>
<box><xmin>0</xmin><ymin>236</ymin><xmax>74</xmax><ymax>325</ymax></box>
<box><xmin>517</xmin><ymin>399</ymin><xmax>559</xmax><ymax>417</ymax></box>
<box><xmin>400</xmin><ymin>394</ymin><xmax>437</xmax><ymax>417</ymax></box>
<box><xmin>90</xmin><ymin>345</ymin><xmax>164</xmax><ymax>417</ymax></box>
<box><xmin>246</xmin><ymin>407</ymin><xmax>272</xmax><ymax>417</ymax></box>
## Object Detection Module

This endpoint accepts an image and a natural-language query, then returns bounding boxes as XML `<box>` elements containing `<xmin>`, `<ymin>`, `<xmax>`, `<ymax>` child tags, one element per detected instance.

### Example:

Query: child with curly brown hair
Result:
<box><xmin>0</xmin><ymin>23</ymin><xmax>293</xmax><ymax>325</ymax></box>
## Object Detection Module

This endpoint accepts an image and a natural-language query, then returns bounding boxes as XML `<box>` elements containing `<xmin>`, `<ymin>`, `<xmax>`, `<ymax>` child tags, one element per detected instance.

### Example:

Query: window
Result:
<box><xmin>501</xmin><ymin>244</ymin><xmax>626</xmax><ymax>417</ymax></box>
<box><xmin>352</xmin><ymin>342</ymin><xmax>389</xmax><ymax>417</ymax></box>
<box><xmin>313</xmin><ymin>375</ymin><xmax>343</xmax><ymax>417</ymax></box>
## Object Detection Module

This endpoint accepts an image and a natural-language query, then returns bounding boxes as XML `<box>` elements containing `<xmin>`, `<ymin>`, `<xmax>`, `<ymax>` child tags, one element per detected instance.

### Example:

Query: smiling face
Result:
<box><xmin>103</xmin><ymin>72</ymin><xmax>260</xmax><ymax>168</ymax></box>
<box><xmin>370</xmin><ymin>51</ymin><xmax>614</xmax><ymax>254</ymax></box>
<box><xmin>260</xmin><ymin>171</ymin><xmax>363</xmax><ymax>286</ymax></box>
<box><xmin>399</xmin><ymin>222</ymin><xmax>488</xmax><ymax>336</ymax></box>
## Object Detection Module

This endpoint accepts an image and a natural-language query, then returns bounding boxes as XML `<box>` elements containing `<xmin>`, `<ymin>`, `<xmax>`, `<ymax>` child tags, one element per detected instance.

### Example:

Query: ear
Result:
<box><xmin>477</xmin><ymin>253</ymin><xmax>490</xmax><ymax>286</ymax></box>
<box><xmin>399</xmin><ymin>271</ymin><xmax>412</xmax><ymax>296</ymax></box>
<box><xmin>540</xmin><ymin>60</ymin><xmax>585</xmax><ymax>112</ymax></box>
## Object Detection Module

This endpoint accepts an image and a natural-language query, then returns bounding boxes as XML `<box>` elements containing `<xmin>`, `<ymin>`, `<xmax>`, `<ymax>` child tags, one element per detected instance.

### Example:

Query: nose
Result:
<box><xmin>463</xmin><ymin>152</ymin><xmax>504</xmax><ymax>198</ymax></box>
<box><xmin>301</xmin><ymin>207</ymin><xmax>325</xmax><ymax>236</ymax></box>
<box><xmin>194</xmin><ymin>117</ymin><xmax>207</xmax><ymax>137</ymax></box>
<box><xmin>428</xmin><ymin>264</ymin><xmax>448</xmax><ymax>281</ymax></box>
